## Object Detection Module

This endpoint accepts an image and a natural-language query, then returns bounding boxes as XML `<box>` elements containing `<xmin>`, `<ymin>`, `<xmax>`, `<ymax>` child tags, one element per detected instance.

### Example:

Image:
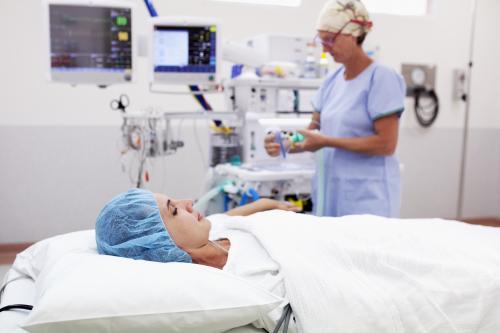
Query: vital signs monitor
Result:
<box><xmin>44</xmin><ymin>0</ymin><xmax>134</xmax><ymax>85</ymax></box>
<box><xmin>150</xmin><ymin>17</ymin><xmax>221</xmax><ymax>85</ymax></box>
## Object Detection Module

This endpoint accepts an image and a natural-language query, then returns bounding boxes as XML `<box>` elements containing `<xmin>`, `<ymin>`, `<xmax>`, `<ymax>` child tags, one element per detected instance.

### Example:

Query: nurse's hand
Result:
<box><xmin>264</xmin><ymin>133</ymin><xmax>284</xmax><ymax>157</ymax></box>
<box><xmin>295</xmin><ymin>130</ymin><xmax>327</xmax><ymax>152</ymax></box>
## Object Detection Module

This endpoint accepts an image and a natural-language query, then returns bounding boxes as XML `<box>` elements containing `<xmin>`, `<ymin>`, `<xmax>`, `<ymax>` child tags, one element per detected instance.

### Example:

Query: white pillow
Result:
<box><xmin>11</xmin><ymin>230</ymin><xmax>96</xmax><ymax>281</ymax></box>
<box><xmin>22</xmin><ymin>253</ymin><xmax>282</xmax><ymax>333</ymax></box>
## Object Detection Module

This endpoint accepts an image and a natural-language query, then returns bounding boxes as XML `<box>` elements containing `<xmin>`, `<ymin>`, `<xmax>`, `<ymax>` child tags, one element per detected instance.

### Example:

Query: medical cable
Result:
<box><xmin>133</xmin><ymin>128</ymin><xmax>147</xmax><ymax>188</ymax></box>
<box><xmin>126</xmin><ymin>151</ymin><xmax>140</xmax><ymax>185</ymax></box>
<box><xmin>0</xmin><ymin>275</ymin><xmax>34</xmax><ymax>313</ymax></box>
<box><xmin>210</xmin><ymin>240</ymin><xmax>229</xmax><ymax>254</ymax></box>
<box><xmin>0</xmin><ymin>304</ymin><xmax>33</xmax><ymax>313</ymax></box>
<box><xmin>0</xmin><ymin>276</ymin><xmax>25</xmax><ymax>303</ymax></box>
<box><xmin>283</xmin><ymin>305</ymin><xmax>292</xmax><ymax>333</ymax></box>
<box><xmin>122</xmin><ymin>124</ymin><xmax>147</xmax><ymax>187</ymax></box>
<box><xmin>136</xmin><ymin>153</ymin><xmax>147</xmax><ymax>188</ymax></box>
<box><xmin>272</xmin><ymin>303</ymin><xmax>293</xmax><ymax>333</ymax></box>
<box><xmin>413</xmin><ymin>88</ymin><xmax>439</xmax><ymax>127</ymax></box>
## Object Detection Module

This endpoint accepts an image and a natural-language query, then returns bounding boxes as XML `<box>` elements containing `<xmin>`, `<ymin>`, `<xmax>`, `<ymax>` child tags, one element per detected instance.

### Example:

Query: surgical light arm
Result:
<box><xmin>222</xmin><ymin>41</ymin><xmax>266</xmax><ymax>68</ymax></box>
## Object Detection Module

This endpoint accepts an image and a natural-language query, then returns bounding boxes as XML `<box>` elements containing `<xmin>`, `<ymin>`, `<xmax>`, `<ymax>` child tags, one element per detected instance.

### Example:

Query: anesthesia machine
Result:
<box><xmin>44</xmin><ymin>0</ymin><xmax>328</xmax><ymax>213</ymax></box>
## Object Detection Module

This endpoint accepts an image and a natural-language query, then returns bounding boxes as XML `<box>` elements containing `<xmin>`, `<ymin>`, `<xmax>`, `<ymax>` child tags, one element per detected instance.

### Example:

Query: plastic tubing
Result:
<box><xmin>193</xmin><ymin>186</ymin><xmax>223</xmax><ymax>211</ymax></box>
<box><xmin>315</xmin><ymin>149</ymin><xmax>325</xmax><ymax>216</ymax></box>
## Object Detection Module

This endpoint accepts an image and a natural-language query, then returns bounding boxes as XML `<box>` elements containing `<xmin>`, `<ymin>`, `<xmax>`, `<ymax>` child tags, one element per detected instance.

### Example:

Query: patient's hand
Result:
<box><xmin>226</xmin><ymin>198</ymin><xmax>302</xmax><ymax>216</ymax></box>
<box><xmin>263</xmin><ymin>198</ymin><xmax>302</xmax><ymax>212</ymax></box>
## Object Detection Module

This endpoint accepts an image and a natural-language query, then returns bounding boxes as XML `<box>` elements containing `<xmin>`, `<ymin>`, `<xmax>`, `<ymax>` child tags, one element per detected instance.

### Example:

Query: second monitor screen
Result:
<box><xmin>154</xmin><ymin>25</ymin><xmax>216</xmax><ymax>73</ymax></box>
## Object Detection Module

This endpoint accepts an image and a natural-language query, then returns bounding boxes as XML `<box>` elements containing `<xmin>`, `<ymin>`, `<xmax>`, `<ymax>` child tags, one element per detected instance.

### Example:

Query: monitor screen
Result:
<box><xmin>48</xmin><ymin>3</ymin><xmax>133</xmax><ymax>84</ymax></box>
<box><xmin>152</xmin><ymin>24</ymin><xmax>217</xmax><ymax>84</ymax></box>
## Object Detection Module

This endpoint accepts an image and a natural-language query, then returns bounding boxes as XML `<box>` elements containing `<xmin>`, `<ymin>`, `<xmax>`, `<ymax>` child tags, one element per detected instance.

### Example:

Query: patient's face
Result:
<box><xmin>154</xmin><ymin>193</ymin><xmax>211</xmax><ymax>251</ymax></box>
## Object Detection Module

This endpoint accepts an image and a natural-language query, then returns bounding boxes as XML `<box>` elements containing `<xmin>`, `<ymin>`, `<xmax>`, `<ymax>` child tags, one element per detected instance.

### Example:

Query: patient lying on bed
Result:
<box><xmin>96</xmin><ymin>188</ymin><xmax>299</xmax><ymax>332</ymax></box>
<box><xmin>96</xmin><ymin>189</ymin><xmax>500</xmax><ymax>333</ymax></box>
<box><xmin>95</xmin><ymin>188</ymin><xmax>298</xmax><ymax>269</ymax></box>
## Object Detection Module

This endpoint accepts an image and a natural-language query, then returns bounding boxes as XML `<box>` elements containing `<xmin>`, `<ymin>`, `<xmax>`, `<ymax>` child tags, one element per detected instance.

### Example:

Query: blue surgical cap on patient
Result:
<box><xmin>95</xmin><ymin>188</ymin><xmax>192</xmax><ymax>263</ymax></box>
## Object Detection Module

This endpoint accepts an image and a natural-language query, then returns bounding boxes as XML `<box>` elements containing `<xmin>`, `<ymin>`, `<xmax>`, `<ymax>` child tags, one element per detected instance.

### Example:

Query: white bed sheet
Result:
<box><xmin>225</xmin><ymin>211</ymin><xmax>500</xmax><ymax>333</ymax></box>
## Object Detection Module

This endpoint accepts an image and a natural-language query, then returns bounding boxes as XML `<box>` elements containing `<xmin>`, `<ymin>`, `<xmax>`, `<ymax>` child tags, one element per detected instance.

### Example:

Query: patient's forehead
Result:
<box><xmin>153</xmin><ymin>194</ymin><xmax>168</xmax><ymax>214</ymax></box>
<box><xmin>155</xmin><ymin>193</ymin><xmax>179</xmax><ymax>201</ymax></box>
<box><xmin>154</xmin><ymin>193</ymin><xmax>170</xmax><ymax>204</ymax></box>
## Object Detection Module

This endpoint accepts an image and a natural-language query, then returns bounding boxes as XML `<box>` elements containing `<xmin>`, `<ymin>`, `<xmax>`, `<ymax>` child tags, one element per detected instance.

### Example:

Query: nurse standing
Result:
<box><xmin>265</xmin><ymin>0</ymin><xmax>406</xmax><ymax>217</ymax></box>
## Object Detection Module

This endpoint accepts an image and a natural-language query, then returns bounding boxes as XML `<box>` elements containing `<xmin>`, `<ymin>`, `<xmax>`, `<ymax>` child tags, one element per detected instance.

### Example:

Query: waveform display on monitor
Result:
<box><xmin>154</xmin><ymin>25</ymin><xmax>216</xmax><ymax>73</ymax></box>
<box><xmin>49</xmin><ymin>5</ymin><xmax>132</xmax><ymax>71</ymax></box>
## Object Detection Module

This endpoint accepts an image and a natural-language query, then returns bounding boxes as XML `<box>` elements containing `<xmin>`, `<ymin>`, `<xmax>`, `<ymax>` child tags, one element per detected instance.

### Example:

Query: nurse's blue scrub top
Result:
<box><xmin>311</xmin><ymin>61</ymin><xmax>406</xmax><ymax>217</ymax></box>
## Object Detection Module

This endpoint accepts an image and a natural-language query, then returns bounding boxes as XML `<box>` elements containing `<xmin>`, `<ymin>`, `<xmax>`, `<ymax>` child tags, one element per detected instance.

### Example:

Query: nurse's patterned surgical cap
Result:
<box><xmin>316</xmin><ymin>0</ymin><xmax>373</xmax><ymax>37</ymax></box>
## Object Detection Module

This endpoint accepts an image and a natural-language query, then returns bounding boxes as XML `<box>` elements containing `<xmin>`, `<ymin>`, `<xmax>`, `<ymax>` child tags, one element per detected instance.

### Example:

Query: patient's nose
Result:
<box><xmin>180</xmin><ymin>199</ymin><xmax>193</xmax><ymax>213</ymax></box>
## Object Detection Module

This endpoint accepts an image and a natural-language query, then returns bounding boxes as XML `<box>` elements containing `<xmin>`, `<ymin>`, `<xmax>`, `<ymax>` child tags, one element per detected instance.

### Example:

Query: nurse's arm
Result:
<box><xmin>325</xmin><ymin>114</ymin><xmax>399</xmax><ymax>155</ymax></box>
<box><xmin>299</xmin><ymin>114</ymin><xmax>399</xmax><ymax>156</ymax></box>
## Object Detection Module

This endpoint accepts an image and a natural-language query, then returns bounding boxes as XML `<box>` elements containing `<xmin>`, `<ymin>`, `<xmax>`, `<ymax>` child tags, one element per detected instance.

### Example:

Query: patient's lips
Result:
<box><xmin>197</xmin><ymin>212</ymin><xmax>204</xmax><ymax>221</ymax></box>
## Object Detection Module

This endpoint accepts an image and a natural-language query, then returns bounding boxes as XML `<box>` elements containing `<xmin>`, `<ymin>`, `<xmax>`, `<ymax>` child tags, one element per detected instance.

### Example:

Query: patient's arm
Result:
<box><xmin>225</xmin><ymin>198</ymin><xmax>301</xmax><ymax>216</ymax></box>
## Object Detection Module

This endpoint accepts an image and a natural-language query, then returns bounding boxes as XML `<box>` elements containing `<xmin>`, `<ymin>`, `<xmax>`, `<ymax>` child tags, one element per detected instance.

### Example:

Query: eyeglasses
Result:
<box><xmin>313</xmin><ymin>19</ymin><xmax>373</xmax><ymax>47</ymax></box>
<box><xmin>313</xmin><ymin>32</ymin><xmax>341</xmax><ymax>48</ymax></box>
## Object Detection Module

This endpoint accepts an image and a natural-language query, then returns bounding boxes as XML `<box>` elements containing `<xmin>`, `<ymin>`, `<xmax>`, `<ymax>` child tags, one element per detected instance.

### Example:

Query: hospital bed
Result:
<box><xmin>1</xmin><ymin>270</ymin><xmax>34</xmax><ymax>333</ymax></box>
<box><xmin>2</xmin><ymin>212</ymin><xmax>500</xmax><ymax>333</ymax></box>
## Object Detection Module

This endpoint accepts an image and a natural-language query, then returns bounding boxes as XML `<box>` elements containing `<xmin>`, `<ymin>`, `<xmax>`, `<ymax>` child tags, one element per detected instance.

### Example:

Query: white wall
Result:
<box><xmin>0</xmin><ymin>0</ymin><xmax>475</xmax><ymax>127</ymax></box>
<box><xmin>1</xmin><ymin>0</ymin><xmax>498</xmax><ymax>243</ymax></box>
